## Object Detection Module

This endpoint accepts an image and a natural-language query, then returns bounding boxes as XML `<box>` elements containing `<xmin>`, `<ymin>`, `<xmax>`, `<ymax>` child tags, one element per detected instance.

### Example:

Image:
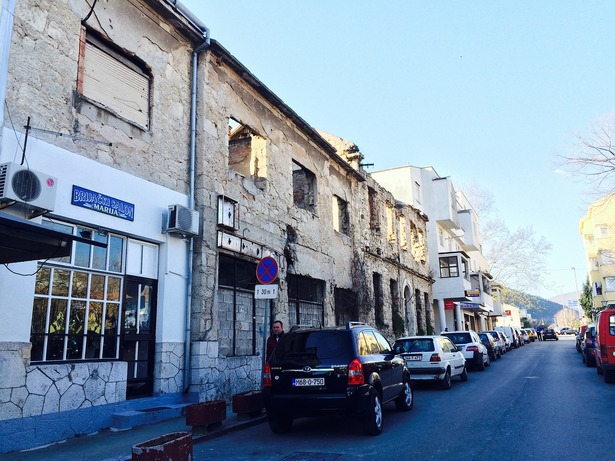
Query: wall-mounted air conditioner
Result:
<box><xmin>166</xmin><ymin>204</ymin><xmax>200</xmax><ymax>237</ymax></box>
<box><xmin>0</xmin><ymin>162</ymin><xmax>57</xmax><ymax>217</ymax></box>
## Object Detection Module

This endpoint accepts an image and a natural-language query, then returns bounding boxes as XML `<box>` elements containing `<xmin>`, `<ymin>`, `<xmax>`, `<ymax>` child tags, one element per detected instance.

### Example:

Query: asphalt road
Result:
<box><xmin>195</xmin><ymin>335</ymin><xmax>612</xmax><ymax>461</ymax></box>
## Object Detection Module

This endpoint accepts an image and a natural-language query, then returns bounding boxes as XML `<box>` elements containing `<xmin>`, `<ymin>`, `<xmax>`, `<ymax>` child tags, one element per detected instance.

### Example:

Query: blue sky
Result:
<box><xmin>182</xmin><ymin>1</ymin><xmax>615</xmax><ymax>299</ymax></box>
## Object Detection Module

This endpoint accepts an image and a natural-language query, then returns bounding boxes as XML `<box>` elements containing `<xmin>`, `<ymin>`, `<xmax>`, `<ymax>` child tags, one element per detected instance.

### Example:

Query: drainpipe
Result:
<box><xmin>0</xmin><ymin>0</ymin><xmax>17</xmax><ymax>154</ymax></box>
<box><xmin>164</xmin><ymin>0</ymin><xmax>211</xmax><ymax>394</ymax></box>
<box><xmin>183</xmin><ymin>36</ymin><xmax>210</xmax><ymax>394</ymax></box>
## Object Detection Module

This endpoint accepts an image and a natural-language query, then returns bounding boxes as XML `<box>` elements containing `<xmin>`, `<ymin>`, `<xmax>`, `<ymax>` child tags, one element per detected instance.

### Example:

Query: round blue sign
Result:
<box><xmin>256</xmin><ymin>256</ymin><xmax>278</xmax><ymax>284</ymax></box>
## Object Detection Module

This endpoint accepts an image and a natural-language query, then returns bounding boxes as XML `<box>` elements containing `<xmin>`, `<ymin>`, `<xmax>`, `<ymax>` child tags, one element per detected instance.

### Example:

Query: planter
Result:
<box><xmin>232</xmin><ymin>390</ymin><xmax>264</xmax><ymax>418</ymax></box>
<box><xmin>185</xmin><ymin>399</ymin><xmax>226</xmax><ymax>429</ymax></box>
<box><xmin>132</xmin><ymin>431</ymin><xmax>192</xmax><ymax>461</ymax></box>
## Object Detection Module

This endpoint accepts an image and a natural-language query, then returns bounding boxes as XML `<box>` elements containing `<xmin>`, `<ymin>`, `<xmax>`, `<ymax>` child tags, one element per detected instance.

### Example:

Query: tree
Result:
<box><xmin>464</xmin><ymin>183</ymin><xmax>552</xmax><ymax>293</ymax></box>
<box><xmin>554</xmin><ymin>308</ymin><xmax>580</xmax><ymax>330</ymax></box>
<box><xmin>560</xmin><ymin>112</ymin><xmax>615</xmax><ymax>197</ymax></box>
<box><xmin>579</xmin><ymin>277</ymin><xmax>594</xmax><ymax>319</ymax></box>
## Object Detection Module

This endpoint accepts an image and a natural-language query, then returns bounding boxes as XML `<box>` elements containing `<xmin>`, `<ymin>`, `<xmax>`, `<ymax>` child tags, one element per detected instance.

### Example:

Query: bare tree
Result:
<box><xmin>560</xmin><ymin>112</ymin><xmax>615</xmax><ymax>197</ymax></box>
<box><xmin>464</xmin><ymin>182</ymin><xmax>551</xmax><ymax>293</ymax></box>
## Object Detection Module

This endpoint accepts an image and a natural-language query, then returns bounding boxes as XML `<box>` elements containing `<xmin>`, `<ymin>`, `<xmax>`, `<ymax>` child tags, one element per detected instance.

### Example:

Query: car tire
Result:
<box><xmin>439</xmin><ymin>369</ymin><xmax>452</xmax><ymax>390</ymax></box>
<box><xmin>267</xmin><ymin>413</ymin><xmax>293</xmax><ymax>434</ymax></box>
<box><xmin>605</xmin><ymin>371</ymin><xmax>615</xmax><ymax>384</ymax></box>
<box><xmin>364</xmin><ymin>389</ymin><xmax>383</xmax><ymax>435</ymax></box>
<box><xmin>484</xmin><ymin>354</ymin><xmax>491</xmax><ymax>368</ymax></box>
<box><xmin>460</xmin><ymin>365</ymin><xmax>469</xmax><ymax>382</ymax></box>
<box><xmin>477</xmin><ymin>354</ymin><xmax>486</xmax><ymax>371</ymax></box>
<box><xmin>395</xmin><ymin>379</ymin><xmax>414</xmax><ymax>410</ymax></box>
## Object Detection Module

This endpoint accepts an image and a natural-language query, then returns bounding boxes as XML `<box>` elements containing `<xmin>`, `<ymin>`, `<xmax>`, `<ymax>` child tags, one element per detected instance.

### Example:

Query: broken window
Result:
<box><xmin>386</xmin><ymin>202</ymin><xmax>396</xmax><ymax>242</ymax></box>
<box><xmin>373</xmin><ymin>272</ymin><xmax>384</xmax><ymax>328</ymax></box>
<box><xmin>368</xmin><ymin>187</ymin><xmax>380</xmax><ymax>230</ymax></box>
<box><xmin>333</xmin><ymin>195</ymin><xmax>350</xmax><ymax>235</ymax></box>
<box><xmin>292</xmin><ymin>160</ymin><xmax>316</xmax><ymax>212</ymax></box>
<box><xmin>78</xmin><ymin>31</ymin><xmax>151</xmax><ymax>129</ymax></box>
<box><xmin>228</xmin><ymin>117</ymin><xmax>266</xmax><ymax>178</ymax></box>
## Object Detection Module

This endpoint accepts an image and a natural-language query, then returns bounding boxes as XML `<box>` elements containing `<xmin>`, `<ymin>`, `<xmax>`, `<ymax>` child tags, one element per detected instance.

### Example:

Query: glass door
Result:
<box><xmin>121</xmin><ymin>277</ymin><xmax>156</xmax><ymax>398</ymax></box>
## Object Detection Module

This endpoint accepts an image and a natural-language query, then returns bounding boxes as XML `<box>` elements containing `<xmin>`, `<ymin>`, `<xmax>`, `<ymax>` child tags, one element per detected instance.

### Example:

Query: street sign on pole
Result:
<box><xmin>255</xmin><ymin>284</ymin><xmax>278</xmax><ymax>299</ymax></box>
<box><xmin>256</xmin><ymin>256</ymin><xmax>278</xmax><ymax>285</ymax></box>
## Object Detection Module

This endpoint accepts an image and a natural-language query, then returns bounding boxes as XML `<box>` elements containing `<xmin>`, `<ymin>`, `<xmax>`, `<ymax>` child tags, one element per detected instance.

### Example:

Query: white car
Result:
<box><xmin>441</xmin><ymin>330</ymin><xmax>490</xmax><ymax>371</ymax></box>
<box><xmin>393</xmin><ymin>335</ymin><xmax>468</xmax><ymax>390</ymax></box>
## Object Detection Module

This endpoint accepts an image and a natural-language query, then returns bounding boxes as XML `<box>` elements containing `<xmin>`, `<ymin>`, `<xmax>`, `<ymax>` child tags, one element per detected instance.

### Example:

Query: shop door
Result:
<box><xmin>121</xmin><ymin>277</ymin><xmax>156</xmax><ymax>398</ymax></box>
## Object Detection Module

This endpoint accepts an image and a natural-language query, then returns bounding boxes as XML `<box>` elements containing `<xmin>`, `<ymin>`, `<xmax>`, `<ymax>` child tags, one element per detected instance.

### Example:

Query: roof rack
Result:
<box><xmin>346</xmin><ymin>321</ymin><xmax>369</xmax><ymax>329</ymax></box>
<box><xmin>289</xmin><ymin>324</ymin><xmax>318</xmax><ymax>332</ymax></box>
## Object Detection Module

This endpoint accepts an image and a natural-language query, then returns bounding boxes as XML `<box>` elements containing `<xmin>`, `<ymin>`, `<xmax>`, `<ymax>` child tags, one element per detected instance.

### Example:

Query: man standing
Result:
<box><xmin>266</xmin><ymin>320</ymin><xmax>284</xmax><ymax>362</ymax></box>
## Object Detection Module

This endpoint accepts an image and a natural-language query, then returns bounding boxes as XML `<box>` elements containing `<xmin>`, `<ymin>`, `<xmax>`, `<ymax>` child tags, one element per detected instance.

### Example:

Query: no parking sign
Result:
<box><xmin>256</xmin><ymin>256</ymin><xmax>278</xmax><ymax>285</ymax></box>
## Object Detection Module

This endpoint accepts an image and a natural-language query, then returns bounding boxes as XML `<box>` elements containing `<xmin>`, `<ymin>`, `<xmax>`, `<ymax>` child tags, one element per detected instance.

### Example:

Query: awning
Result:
<box><xmin>0</xmin><ymin>211</ymin><xmax>107</xmax><ymax>264</ymax></box>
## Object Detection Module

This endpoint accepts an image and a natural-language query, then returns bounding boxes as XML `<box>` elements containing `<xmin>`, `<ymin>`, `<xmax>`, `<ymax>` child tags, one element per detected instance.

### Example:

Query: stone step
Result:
<box><xmin>111</xmin><ymin>403</ymin><xmax>190</xmax><ymax>431</ymax></box>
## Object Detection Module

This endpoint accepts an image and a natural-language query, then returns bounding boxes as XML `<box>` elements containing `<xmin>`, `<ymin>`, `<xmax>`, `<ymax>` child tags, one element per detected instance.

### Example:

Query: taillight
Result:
<box><xmin>348</xmin><ymin>358</ymin><xmax>364</xmax><ymax>386</ymax></box>
<box><xmin>429</xmin><ymin>353</ymin><xmax>441</xmax><ymax>362</ymax></box>
<box><xmin>263</xmin><ymin>363</ymin><xmax>272</xmax><ymax>387</ymax></box>
<box><xmin>466</xmin><ymin>345</ymin><xmax>478</xmax><ymax>352</ymax></box>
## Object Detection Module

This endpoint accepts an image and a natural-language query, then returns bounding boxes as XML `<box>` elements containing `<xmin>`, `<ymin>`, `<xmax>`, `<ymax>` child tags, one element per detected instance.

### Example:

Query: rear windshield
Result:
<box><xmin>443</xmin><ymin>333</ymin><xmax>472</xmax><ymax>344</ymax></box>
<box><xmin>271</xmin><ymin>330</ymin><xmax>354</xmax><ymax>367</ymax></box>
<box><xmin>394</xmin><ymin>338</ymin><xmax>435</xmax><ymax>354</ymax></box>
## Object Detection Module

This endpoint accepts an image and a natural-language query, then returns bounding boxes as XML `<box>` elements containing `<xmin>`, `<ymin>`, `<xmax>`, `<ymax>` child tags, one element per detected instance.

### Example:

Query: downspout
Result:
<box><xmin>183</xmin><ymin>31</ymin><xmax>210</xmax><ymax>394</ymax></box>
<box><xmin>0</xmin><ymin>0</ymin><xmax>17</xmax><ymax>154</ymax></box>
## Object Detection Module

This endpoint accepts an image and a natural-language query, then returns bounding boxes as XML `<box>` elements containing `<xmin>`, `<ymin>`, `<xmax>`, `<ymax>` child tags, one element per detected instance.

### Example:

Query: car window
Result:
<box><xmin>441</xmin><ymin>338</ymin><xmax>455</xmax><ymax>352</ymax></box>
<box><xmin>610</xmin><ymin>315</ymin><xmax>615</xmax><ymax>336</ymax></box>
<box><xmin>273</xmin><ymin>330</ymin><xmax>353</xmax><ymax>365</ymax></box>
<box><xmin>359</xmin><ymin>331</ymin><xmax>381</xmax><ymax>355</ymax></box>
<box><xmin>373</xmin><ymin>330</ymin><xmax>392</xmax><ymax>353</ymax></box>
<box><xmin>444</xmin><ymin>333</ymin><xmax>471</xmax><ymax>344</ymax></box>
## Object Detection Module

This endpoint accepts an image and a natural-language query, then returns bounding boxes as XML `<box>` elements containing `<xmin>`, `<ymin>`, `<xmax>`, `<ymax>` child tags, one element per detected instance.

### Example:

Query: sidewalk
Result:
<box><xmin>3</xmin><ymin>405</ymin><xmax>266</xmax><ymax>461</ymax></box>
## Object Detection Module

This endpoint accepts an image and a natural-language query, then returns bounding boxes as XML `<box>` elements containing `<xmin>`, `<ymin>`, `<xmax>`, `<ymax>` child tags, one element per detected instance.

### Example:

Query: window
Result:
<box><xmin>599</xmin><ymin>250</ymin><xmax>615</xmax><ymax>265</ymax></box>
<box><xmin>31</xmin><ymin>222</ymin><xmax>126</xmax><ymax>362</ymax></box>
<box><xmin>413</xmin><ymin>181</ymin><xmax>421</xmax><ymax>205</ymax></box>
<box><xmin>79</xmin><ymin>31</ymin><xmax>151</xmax><ymax>128</ymax></box>
<box><xmin>597</xmin><ymin>224</ymin><xmax>610</xmax><ymax>238</ymax></box>
<box><xmin>440</xmin><ymin>256</ymin><xmax>459</xmax><ymax>278</ymax></box>
<box><xmin>288</xmin><ymin>274</ymin><xmax>325</xmax><ymax>327</ymax></box>
<box><xmin>595</xmin><ymin>281</ymin><xmax>603</xmax><ymax>296</ymax></box>
<box><xmin>438</xmin><ymin>228</ymin><xmax>444</xmax><ymax>247</ymax></box>
<box><xmin>368</xmin><ymin>187</ymin><xmax>380</xmax><ymax>230</ymax></box>
<box><xmin>292</xmin><ymin>160</ymin><xmax>316</xmax><ymax>212</ymax></box>
<box><xmin>228</xmin><ymin>117</ymin><xmax>266</xmax><ymax>178</ymax></box>
<box><xmin>386</xmin><ymin>203</ymin><xmax>396</xmax><ymax>242</ymax></box>
<box><xmin>462</xmin><ymin>258</ymin><xmax>469</xmax><ymax>280</ymax></box>
<box><xmin>373</xmin><ymin>272</ymin><xmax>384</xmax><ymax>328</ymax></box>
<box><xmin>606</xmin><ymin>277</ymin><xmax>615</xmax><ymax>292</ymax></box>
<box><xmin>398</xmin><ymin>215</ymin><xmax>407</xmax><ymax>250</ymax></box>
<box><xmin>332</xmin><ymin>195</ymin><xmax>350</xmax><ymax>235</ymax></box>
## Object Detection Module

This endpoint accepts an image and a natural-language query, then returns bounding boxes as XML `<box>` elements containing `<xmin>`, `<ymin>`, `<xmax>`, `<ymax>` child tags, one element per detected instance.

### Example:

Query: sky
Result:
<box><xmin>181</xmin><ymin>1</ymin><xmax>615</xmax><ymax>300</ymax></box>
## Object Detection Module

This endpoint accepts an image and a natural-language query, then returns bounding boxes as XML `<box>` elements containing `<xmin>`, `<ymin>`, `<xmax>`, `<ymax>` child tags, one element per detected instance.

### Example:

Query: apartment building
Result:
<box><xmin>371</xmin><ymin>166</ymin><xmax>499</xmax><ymax>332</ymax></box>
<box><xmin>580</xmin><ymin>193</ymin><xmax>615</xmax><ymax>310</ymax></box>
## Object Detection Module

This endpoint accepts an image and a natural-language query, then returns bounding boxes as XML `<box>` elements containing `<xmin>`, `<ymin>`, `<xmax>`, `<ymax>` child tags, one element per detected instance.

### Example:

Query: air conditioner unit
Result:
<box><xmin>0</xmin><ymin>162</ymin><xmax>57</xmax><ymax>217</ymax></box>
<box><xmin>166</xmin><ymin>204</ymin><xmax>199</xmax><ymax>237</ymax></box>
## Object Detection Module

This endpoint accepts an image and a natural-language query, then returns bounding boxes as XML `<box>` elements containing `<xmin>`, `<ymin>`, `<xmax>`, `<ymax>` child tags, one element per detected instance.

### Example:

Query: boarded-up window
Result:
<box><xmin>81</xmin><ymin>35</ymin><xmax>150</xmax><ymax>129</ymax></box>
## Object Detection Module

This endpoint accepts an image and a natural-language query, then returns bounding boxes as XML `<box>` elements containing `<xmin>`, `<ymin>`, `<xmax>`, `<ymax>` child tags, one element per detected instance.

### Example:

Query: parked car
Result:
<box><xmin>594</xmin><ymin>308</ymin><xmax>615</xmax><ymax>383</ymax></box>
<box><xmin>581</xmin><ymin>324</ymin><xmax>596</xmax><ymax>367</ymax></box>
<box><xmin>393</xmin><ymin>335</ymin><xmax>467</xmax><ymax>390</ymax></box>
<box><xmin>478</xmin><ymin>332</ymin><xmax>500</xmax><ymax>361</ymax></box>
<box><xmin>514</xmin><ymin>327</ymin><xmax>525</xmax><ymax>346</ymax></box>
<box><xmin>577</xmin><ymin>325</ymin><xmax>588</xmax><ymax>353</ymax></box>
<box><xmin>519</xmin><ymin>329</ymin><xmax>530</xmax><ymax>344</ymax></box>
<box><xmin>495</xmin><ymin>326</ymin><xmax>520</xmax><ymax>349</ymax></box>
<box><xmin>543</xmin><ymin>329</ymin><xmax>559</xmax><ymax>341</ymax></box>
<box><xmin>441</xmin><ymin>330</ymin><xmax>490</xmax><ymax>370</ymax></box>
<box><xmin>263</xmin><ymin>322</ymin><xmax>413</xmax><ymax>435</ymax></box>
<box><xmin>527</xmin><ymin>328</ymin><xmax>538</xmax><ymax>342</ymax></box>
<box><xmin>481</xmin><ymin>330</ymin><xmax>507</xmax><ymax>356</ymax></box>
<box><xmin>559</xmin><ymin>328</ymin><xmax>577</xmax><ymax>335</ymax></box>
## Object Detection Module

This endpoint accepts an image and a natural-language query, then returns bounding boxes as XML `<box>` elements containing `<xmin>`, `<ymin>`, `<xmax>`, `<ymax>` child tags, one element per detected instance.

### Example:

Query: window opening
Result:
<box><xmin>292</xmin><ymin>160</ymin><xmax>316</xmax><ymax>212</ymax></box>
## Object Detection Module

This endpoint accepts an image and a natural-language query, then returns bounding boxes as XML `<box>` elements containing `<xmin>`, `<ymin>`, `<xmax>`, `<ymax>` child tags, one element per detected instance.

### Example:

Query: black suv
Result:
<box><xmin>263</xmin><ymin>322</ymin><xmax>413</xmax><ymax>435</ymax></box>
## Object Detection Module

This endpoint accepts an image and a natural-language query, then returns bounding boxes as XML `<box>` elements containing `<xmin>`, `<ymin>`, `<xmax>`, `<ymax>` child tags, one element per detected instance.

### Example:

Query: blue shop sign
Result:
<box><xmin>72</xmin><ymin>185</ymin><xmax>135</xmax><ymax>221</ymax></box>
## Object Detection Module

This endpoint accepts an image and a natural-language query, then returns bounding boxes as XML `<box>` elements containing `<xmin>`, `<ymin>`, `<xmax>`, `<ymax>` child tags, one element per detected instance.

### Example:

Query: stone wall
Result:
<box><xmin>0</xmin><ymin>342</ymin><xmax>126</xmax><ymax>422</ymax></box>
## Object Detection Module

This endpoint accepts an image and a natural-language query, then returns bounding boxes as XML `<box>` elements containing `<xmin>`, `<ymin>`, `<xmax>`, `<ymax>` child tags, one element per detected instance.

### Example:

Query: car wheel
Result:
<box><xmin>439</xmin><ymin>368</ymin><xmax>452</xmax><ymax>390</ymax></box>
<box><xmin>364</xmin><ymin>389</ymin><xmax>383</xmax><ymax>435</ymax></box>
<box><xmin>485</xmin><ymin>354</ymin><xmax>491</xmax><ymax>368</ymax></box>
<box><xmin>478</xmin><ymin>354</ymin><xmax>486</xmax><ymax>371</ymax></box>
<box><xmin>267</xmin><ymin>412</ymin><xmax>293</xmax><ymax>433</ymax></box>
<box><xmin>395</xmin><ymin>379</ymin><xmax>414</xmax><ymax>410</ymax></box>
<box><xmin>605</xmin><ymin>371</ymin><xmax>615</xmax><ymax>384</ymax></box>
<box><xmin>460</xmin><ymin>365</ymin><xmax>469</xmax><ymax>382</ymax></box>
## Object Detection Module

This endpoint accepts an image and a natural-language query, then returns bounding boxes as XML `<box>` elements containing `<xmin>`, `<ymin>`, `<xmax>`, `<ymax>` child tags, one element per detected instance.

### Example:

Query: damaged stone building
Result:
<box><xmin>0</xmin><ymin>0</ymin><xmax>432</xmax><ymax>453</ymax></box>
<box><xmin>188</xmin><ymin>40</ymin><xmax>432</xmax><ymax>402</ymax></box>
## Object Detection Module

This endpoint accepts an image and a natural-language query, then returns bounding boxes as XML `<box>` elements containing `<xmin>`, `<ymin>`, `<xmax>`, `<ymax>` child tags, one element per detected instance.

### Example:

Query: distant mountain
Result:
<box><xmin>501</xmin><ymin>288</ymin><xmax>562</xmax><ymax>325</ymax></box>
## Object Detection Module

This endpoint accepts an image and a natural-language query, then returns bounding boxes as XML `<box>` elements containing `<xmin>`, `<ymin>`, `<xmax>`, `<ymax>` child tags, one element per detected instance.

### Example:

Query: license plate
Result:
<box><xmin>406</xmin><ymin>355</ymin><xmax>422</xmax><ymax>361</ymax></box>
<box><xmin>292</xmin><ymin>378</ymin><xmax>324</xmax><ymax>387</ymax></box>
